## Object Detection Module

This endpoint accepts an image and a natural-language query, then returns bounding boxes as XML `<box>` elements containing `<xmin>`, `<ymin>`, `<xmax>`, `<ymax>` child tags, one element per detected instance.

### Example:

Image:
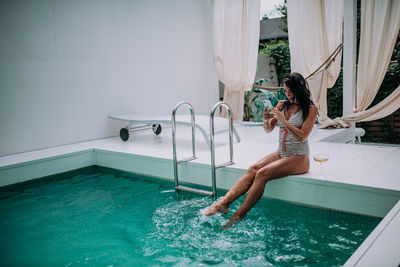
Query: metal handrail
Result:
<box><xmin>210</xmin><ymin>102</ymin><xmax>234</xmax><ymax>197</ymax></box>
<box><xmin>171</xmin><ymin>101</ymin><xmax>196</xmax><ymax>191</ymax></box>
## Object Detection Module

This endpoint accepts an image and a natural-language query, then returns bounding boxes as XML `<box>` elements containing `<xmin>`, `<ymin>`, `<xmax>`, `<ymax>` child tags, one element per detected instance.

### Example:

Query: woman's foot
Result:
<box><xmin>204</xmin><ymin>201</ymin><xmax>229</xmax><ymax>216</ymax></box>
<box><xmin>222</xmin><ymin>215</ymin><xmax>242</xmax><ymax>229</ymax></box>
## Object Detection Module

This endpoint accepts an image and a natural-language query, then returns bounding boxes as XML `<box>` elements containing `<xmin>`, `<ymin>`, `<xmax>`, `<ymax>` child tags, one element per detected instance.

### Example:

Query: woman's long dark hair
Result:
<box><xmin>282</xmin><ymin>72</ymin><xmax>314</xmax><ymax>120</ymax></box>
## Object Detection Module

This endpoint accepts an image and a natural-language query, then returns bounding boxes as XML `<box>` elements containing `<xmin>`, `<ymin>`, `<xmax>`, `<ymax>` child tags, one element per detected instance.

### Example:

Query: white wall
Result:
<box><xmin>0</xmin><ymin>0</ymin><xmax>219</xmax><ymax>156</ymax></box>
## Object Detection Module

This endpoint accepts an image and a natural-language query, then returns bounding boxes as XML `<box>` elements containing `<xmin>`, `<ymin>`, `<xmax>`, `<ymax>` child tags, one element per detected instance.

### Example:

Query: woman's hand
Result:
<box><xmin>270</xmin><ymin>107</ymin><xmax>285</xmax><ymax>122</ymax></box>
<box><xmin>263</xmin><ymin>106</ymin><xmax>274</xmax><ymax>120</ymax></box>
<box><xmin>262</xmin><ymin>106</ymin><xmax>279</xmax><ymax>133</ymax></box>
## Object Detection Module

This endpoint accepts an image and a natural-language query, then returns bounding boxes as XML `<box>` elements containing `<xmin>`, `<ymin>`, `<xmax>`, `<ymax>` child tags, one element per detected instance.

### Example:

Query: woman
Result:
<box><xmin>205</xmin><ymin>72</ymin><xmax>318</xmax><ymax>229</ymax></box>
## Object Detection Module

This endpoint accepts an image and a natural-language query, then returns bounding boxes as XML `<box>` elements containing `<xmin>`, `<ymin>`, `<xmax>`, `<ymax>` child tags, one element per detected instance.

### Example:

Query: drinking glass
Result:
<box><xmin>313</xmin><ymin>153</ymin><xmax>329</xmax><ymax>178</ymax></box>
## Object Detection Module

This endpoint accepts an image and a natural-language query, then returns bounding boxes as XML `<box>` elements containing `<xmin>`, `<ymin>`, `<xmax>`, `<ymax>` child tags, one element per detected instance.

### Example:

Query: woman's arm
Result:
<box><xmin>271</xmin><ymin>105</ymin><xmax>318</xmax><ymax>142</ymax></box>
<box><xmin>262</xmin><ymin>101</ymin><xmax>284</xmax><ymax>133</ymax></box>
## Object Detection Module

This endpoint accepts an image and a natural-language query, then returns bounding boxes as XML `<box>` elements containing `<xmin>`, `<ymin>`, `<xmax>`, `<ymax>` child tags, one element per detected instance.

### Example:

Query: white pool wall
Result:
<box><xmin>0</xmin><ymin>0</ymin><xmax>218</xmax><ymax>157</ymax></box>
<box><xmin>2</xmin><ymin>148</ymin><xmax>398</xmax><ymax>219</ymax></box>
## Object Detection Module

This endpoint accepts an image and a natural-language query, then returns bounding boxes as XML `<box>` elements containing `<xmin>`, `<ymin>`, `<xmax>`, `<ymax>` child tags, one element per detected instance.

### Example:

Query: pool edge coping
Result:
<box><xmin>344</xmin><ymin>200</ymin><xmax>400</xmax><ymax>266</ymax></box>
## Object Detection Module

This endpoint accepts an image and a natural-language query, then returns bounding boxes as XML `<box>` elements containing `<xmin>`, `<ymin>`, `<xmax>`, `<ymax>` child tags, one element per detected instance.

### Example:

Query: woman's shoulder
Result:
<box><xmin>309</xmin><ymin>104</ymin><xmax>318</xmax><ymax>112</ymax></box>
<box><xmin>308</xmin><ymin>105</ymin><xmax>319</xmax><ymax>117</ymax></box>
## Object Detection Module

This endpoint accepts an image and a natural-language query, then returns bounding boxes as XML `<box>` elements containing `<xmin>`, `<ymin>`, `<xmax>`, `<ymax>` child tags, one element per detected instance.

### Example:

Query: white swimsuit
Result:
<box><xmin>276</xmin><ymin>109</ymin><xmax>309</xmax><ymax>158</ymax></box>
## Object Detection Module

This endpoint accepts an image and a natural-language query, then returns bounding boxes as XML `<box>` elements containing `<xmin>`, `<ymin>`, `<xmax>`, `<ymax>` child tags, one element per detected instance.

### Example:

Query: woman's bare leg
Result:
<box><xmin>223</xmin><ymin>155</ymin><xmax>309</xmax><ymax>228</ymax></box>
<box><xmin>205</xmin><ymin>152</ymin><xmax>280</xmax><ymax>216</ymax></box>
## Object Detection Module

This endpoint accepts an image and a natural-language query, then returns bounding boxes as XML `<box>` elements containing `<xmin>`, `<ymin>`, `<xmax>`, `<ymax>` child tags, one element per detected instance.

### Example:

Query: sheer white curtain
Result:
<box><xmin>213</xmin><ymin>0</ymin><xmax>260</xmax><ymax>121</ymax></box>
<box><xmin>328</xmin><ymin>0</ymin><xmax>400</xmax><ymax>127</ymax></box>
<box><xmin>287</xmin><ymin>0</ymin><xmax>343</xmax><ymax>123</ymax></box>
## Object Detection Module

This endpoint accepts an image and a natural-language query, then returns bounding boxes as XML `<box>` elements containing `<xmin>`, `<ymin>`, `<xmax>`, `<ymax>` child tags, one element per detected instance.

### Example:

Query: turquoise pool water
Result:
<box><xmin>0</xmin><ymin>167</ymin><xmax>380</xmax><ymax>266</ymax></box>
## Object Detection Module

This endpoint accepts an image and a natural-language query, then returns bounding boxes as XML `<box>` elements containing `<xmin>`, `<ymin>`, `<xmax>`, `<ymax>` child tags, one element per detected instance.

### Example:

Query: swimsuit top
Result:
<box><xmin>276</xmin><ymin>108</ymin><xmax>309</xmax><ymax>157</ymax></box>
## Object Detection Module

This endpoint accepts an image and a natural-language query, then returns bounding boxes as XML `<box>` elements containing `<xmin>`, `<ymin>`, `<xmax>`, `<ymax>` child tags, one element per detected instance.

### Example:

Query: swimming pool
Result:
<box><xmin>0</xmin><ymin>166</ymin><xmax>381</xmax><ymax>266</ymax></box>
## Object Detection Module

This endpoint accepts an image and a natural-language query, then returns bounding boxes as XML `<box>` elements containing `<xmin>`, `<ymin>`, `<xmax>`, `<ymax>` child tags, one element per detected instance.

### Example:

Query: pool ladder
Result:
<box><xmin>171</xmin><ymin>101</ymin><xmax>234</xmax><ymax>198</ymax></box>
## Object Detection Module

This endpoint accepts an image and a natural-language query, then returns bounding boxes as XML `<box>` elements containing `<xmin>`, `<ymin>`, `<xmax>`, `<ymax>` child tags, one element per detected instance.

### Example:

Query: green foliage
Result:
<box><xmin>275</xmin><ymin>0</ymin><xmax>288</xmax><ymax>33</ymax></box>
<box><xmin>259</xmin><ymin>40</ymin><xmax>291</xmax><ymax>85</ymax></box>
<box><xmin>277</xmin><ymin>88</ymin><xmax>287</xmax><ymax>103</ymax></box>
<box><xmin>243</xmin><ymin>87</ymin><xmax>286</xmax><ymax>122</ymax></box>
<box><xmin>254</xmin><ymin>78</ymin><xmax>269</xmax><ymax>86</ymax></box>
<box><xmin>244</xmin><ymin>78</ymin><xmax>287</xmax><ymax>122</ymax></box>
<box><xmin>327</xmin><ymin>69</ymin><xmax>343</xmax><ymax>119</ymax></box>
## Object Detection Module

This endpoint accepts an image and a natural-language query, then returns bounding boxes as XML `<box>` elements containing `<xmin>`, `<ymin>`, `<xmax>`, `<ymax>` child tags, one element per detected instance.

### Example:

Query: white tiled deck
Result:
<box><xmin>2</xmin><ymin>123</ymin><xmax>399</xmax><ymax>192</ymax></box>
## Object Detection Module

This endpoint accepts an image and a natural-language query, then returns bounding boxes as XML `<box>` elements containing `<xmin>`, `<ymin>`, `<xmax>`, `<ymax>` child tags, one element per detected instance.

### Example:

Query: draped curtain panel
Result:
<box><xmin>332</xmin><ymin>85</ymin><xmax>400</xmax><ymax>127</ymax></box>
<box><xmin>287</xmin><ymin>0</ymin><xmax>343</xmax><ymax>123</ymax></box>
<box><xmin>213</xmin><ymin>0</ymin><xmax>260</xmax><ymax>121</ymax></box>
<box><xmin>322</xmin><ymin>0</ymin><xmax>400</xmax><ymax>128</ymax></box>
<box><xmin>355</xmin><ymin>0</ymin><xmax>400</xmax><ymax>112</ymax></box>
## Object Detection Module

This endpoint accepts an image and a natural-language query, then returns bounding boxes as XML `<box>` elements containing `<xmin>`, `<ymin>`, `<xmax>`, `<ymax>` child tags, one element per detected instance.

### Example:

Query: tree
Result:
<box><xmin>275</xmin><ymin>0</ymin><xmax>287</xmax><ymax>33</ymax></box>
